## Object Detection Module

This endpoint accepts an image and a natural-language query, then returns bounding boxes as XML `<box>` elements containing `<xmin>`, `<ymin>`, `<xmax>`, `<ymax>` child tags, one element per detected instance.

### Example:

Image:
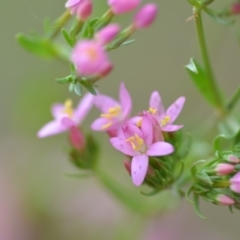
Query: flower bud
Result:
<box><xmin>231</xmin><ymin>3</ymin><xmax>240</xmax><ymax>14</ymax></box>
<box><xmin>108</xmin><ymin>0</ymin><xmax>141</xmax><ymax>15</ymax></box>
<box><xmin>216</xmin><ymin>194</ymin><xmax>235</xmax><ymax>206</ymax></box>
<box><xmin>133</xmin><ymin>4</ymin><xmax>158</xmax><ymax>29</ymax></box>
<box><xmin>69</xmin><ymin>126</ymin><xmax>85</xmax><ymax>151</ymax></box>
<box><xmin>214</xmin><ymin>163</ymin><xmax>235</xmax><ymax>176</ymax></box>
<box><xmin>95</xmin><ymin>24</ymin><xmax>120</xmax><ymax>45</ymax></box>
<box><xmin>124</xmin><ymin>160</ymin><xmax>131</xmax><ymax>175</ymax></box>
<box><xmin>230</xmin><ymin>172</ymin><xmax>240</xmax><ymax>193</ymax></box>
<box><xmin>76</xmin><ymin>0</ymin><xmax>92</xmax><ymax>20</ymax></box>
<box><xmin>227</xmin><ymin>154</ymin><xmax>240</xmax><ymax>164</ymax></box>
<box><xmin>71</xmin><ymin>40</ymin><xmax>112</xmax><ymax>77</ymax></box>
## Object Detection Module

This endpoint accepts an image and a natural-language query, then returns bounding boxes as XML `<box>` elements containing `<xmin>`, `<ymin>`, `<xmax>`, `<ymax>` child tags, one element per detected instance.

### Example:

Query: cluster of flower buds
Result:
<box><xmin>187</xmin><ymin>149</ymin><xmax>240</xmax><ymax>216</ymax></box>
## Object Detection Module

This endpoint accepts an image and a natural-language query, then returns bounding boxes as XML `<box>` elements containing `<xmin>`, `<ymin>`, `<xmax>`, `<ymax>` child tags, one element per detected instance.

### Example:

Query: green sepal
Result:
<box><xmin>62</xmin><ymin>28</ymin><xmax>74</xmax><ymax>47</ymax></box>
<box><xmin>193</xmin><ymin>193</ymin><xmax>207</xmax><ymax>219</ymax></box>
<box><xmin>196</xmin><ymin>172</ymin><xmax>213</xmax><ymax>187</ymax></box>
<box><xmin>74</xmin><ymin>82</ymin><xmax>82</xmax><ymax>96</ymax></box>
<box><xmin>80</xmin><ymin>80</ymin><xmax>97</xmax><ymax>95</ymax></box>
<box><xmin>56</xmin><ymin>75</ymin><xmax>72</xmax><ymax>84</ymax></box>
<box><xmin>203</xmin><ymin>7</ymin><xmax>235</xmax><ymax>26</ymax></box>
<box><xmin>69</xmin><ymin>82</ymin><xmax>75</xmax><ymax>92</ymax></box>
<box><xmin>82</xmin><ymin>18</ymin><xmax>99</xmax><ymax>39</ymax></box>
<box><xmin>186</xmin><ymin>186</ymin><xmax>194</xmax><ymax>203</ymax></box>
<box><xmin>185</xmin><ymin>58</ymin><xmax>217</xmax><ymax>106</ymax></box>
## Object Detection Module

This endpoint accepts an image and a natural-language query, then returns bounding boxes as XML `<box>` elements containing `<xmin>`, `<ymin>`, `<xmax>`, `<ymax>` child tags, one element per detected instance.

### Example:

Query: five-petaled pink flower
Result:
<box><xmin>110</xmin><ymin>115</ymin><xmax>174</xmax><ymax>186</ymax></box>
<box><xmin>71</xmin><ymin>40</ymin><xmax>112</xmax><ymax>77</ymax></box>
<box><xmin>147</xmin><ymin>91</ymin><xmax>185</xmax><ymax>132</ymax></box>
<box><xmin>108</xmin><ymin>0</ymin><xmax>141</xmax><ymax>14</ymax></box>
<box><xmin>38</xmin><ymin>93</ymin><xmax>94</xmax><ymax>138</ymax></box>
<box><xmin>91</xmin><ymin>83</ymin><xmax>132</xmax><ymax>133</ymax></box>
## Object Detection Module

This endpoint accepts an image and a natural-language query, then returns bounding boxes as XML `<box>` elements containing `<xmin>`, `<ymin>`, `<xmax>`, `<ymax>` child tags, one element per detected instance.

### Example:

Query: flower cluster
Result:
<box><xmin>38</xmin><ymin>83</ymin><xmax>185</xmax><ymax>187</ymax></box>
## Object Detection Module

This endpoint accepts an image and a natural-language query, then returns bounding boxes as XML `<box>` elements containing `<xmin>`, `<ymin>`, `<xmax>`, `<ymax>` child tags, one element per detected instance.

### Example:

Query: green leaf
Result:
<box><xmin>62</xmin><ymin>28</ymin><xmax>74</xmax><ymax>47</ymax></box>
<box><xmin>203</xmin><ymin>7</ymin><xmax>235</xmax><ymax>26</ymax></box>
<box><xmin>80</xmin><ymin>80</ymin><xmax>97</xmax><ymax>95</ymax></box>
<box><xmin>16</xmin><ymin>33</ymin><xmax>57</xmax><ymax>59</ymax></box>
<box><xmin>56</xmin><ymin>75</ymin><xmax>72</xmax><ymax>84</ymax></box>
<box><xmin>74</xmin><ymin>82</ymin><xmax>82</xmax><ymax>96</ymax></box>
<box><xmin>193</xmin><ymin>193</ymin><xmax>207</xmax><ymax>219</ymax></box>
<box><xmin>213</xmin><ymin>134</ymin><xmax>226</xmax><ymax>151</ymax></box>
<box><xmin>69</xmin><ymin>82</ymin><xmax>75</xmax><ymax>92</ymax></box>
<box><xmin>82</xmin><ymin>18</ymin><xmax>98</xmax><ymax>39</ymax></box>
<box><xmin>119</xmin><ymin>39</ymin><xmax>135</xmax><ymax>47</ymax></box>
<box><xmin>218</xmin><ymin>117</ymin><xmax>240</xmax><ymax>139</ymax></box>
<box><xmin>185</xmin><ymin>58</ymin><xmax>217</xmax><ymax>106</ymax></box>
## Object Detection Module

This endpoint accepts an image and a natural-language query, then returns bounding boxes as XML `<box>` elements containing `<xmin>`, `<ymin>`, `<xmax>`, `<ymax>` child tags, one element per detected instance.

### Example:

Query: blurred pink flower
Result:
<box><xmin>91</xmin><ymin>82</ymin><xmax>132</xmax><ymax>132</ymax></box>
<box><xmin>38</xmin><ymin>93</ymin><xmax>94</xmax><ymax>138</ymax></box>
<box><xmin>216</xmin><ymin>194</ymin><xmax>235</xmax><ymax>206</ymax></box>
<box><xmin>133</xmin><ymin>3</ymin><xmax>158</xmax><ymax>29</ymax></box>
<box><xmin>65</xmin><ymin>0</ymin><xmax>92</xmax><ymax>19</ymax></box>
<box><xmin>95</xmin><ymin>24</ymin><xmax>121</xmax><ymax>45</ymax></box>
<box><xmin>108</xmin><ymin>0</ymin><xmax>141</xmax><ymax>14</ymax></box>
<box><xmin>230</xmin><ymin>172</ymin><xmax>240</xmax><ymax>193</ymax></box>
<box><xmin>110</xmin><ymin>115</ymin><xmax>174</xmax><ymax>186</ymax></box>
<box><xmin>148</xmin><ymin>91</ymin><xmax>185</xmax><ymax>132</ymax></box>
<box><xmin>71</xmin><ymin>40</ymin><xmax>112</xmax><ymax>77</ymax></box>
<box><xmin>69</xmin><ymin>126</ymin><xmax>85</xmax><ymax>150</ymax></box>
<box><xmin>231</xmin><ymin>3</ymin><xmax>240</xmax><ymax>14</ymax></box>
<box><xmin>214</xmin><ymin>163</ymin><xmax>235</xmax><ymax>176</ymax></box>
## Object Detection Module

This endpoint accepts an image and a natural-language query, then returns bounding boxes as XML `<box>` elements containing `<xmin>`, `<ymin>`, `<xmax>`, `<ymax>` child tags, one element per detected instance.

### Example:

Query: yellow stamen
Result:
<box><xmin>101</xmin><ymin>122</ymin><xmax>113</xmax><ymax>130</ymax></box>
<box><xmin>160</xmin><ymin>116</ymin><xmax>171</xmax><ymax>127</ymax></box>
<box><xmin>136</xmin><ymin>118</ymin><xmax>143</xmax><ymax>127</ymax></box>
<box><xmin>148</xmin><ymin>107</ymin><xmax>157</xmax><ymax>114</ymax></box>
<box><xmin>85</xmin><ymin>47</ymin><xmax>98</xmax><ymax>60</ymax></box>
<box><xmin>100</xmin><ymin>106</ymin><xmax>122</xmax><ymax>130</ymax></box>
<box><xmin>62</xmin><ymin>99</ymin><xmax>74</xmax><ymax>117</ymax></box>
<box><xmin>126</xmin><ymin>134</ymin><xmax>146</xmax><ymax>152</ymax></box>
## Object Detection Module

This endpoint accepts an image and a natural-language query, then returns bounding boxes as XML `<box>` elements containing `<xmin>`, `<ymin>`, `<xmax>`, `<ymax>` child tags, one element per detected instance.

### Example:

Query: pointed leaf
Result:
<box><xmin>193</xmin><ymin>193</ymin><xmax>207</xmax><ymax>219</ymax></box>
<box><xmin>69</xmin><ymin>82</ymin><xmax>75</xmax><ymax>92</ymax></box>
<box><xmin>62</xmin><ymin>28</ymin><xmax>74</xmax><ymax>47</ymax></box>
<box><xmin>74</xmin><ymin>82</ymin><xmax>82</xmax><ymax>96</ymax></box>
<box><xmin>56</xmin><ymin>75</ymin><xmax>72</xmax><ymax>84</ymax></box>
<box><xmin>80</xmin><ymin>80</ymin><xmax>97</xmax><ymax>95</ymax></box>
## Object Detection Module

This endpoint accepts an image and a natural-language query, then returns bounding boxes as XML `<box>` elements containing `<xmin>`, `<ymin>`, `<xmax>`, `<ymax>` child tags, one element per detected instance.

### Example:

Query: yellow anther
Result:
<box><xmin>136</xmin><ymin>118</ymin><xmax>142</xmax><ymax>127</ymax></box>
<box><xmin>101</xmin><ymin>121</ymin><xmax>113</xmax><ymax>130</ymax></box>
<box><xmin>160</xmin><ymin>116</ymin><xmax>171</xmax><ymax>127</ymax></box>
<box><xmin>148</xmin><ymin>107</ymin><xmax>157</xmax><ymax>114</ymax></box>
<box><xmin>62</xmin><ymin>99</ymin><xmax>74</xmax><ymax>117</ymax></box>
<box><xmin>126</xmin><ymin>134</ymin><xmax>146</xmax><ymax>152</ymax></box>
<box><xmin>100</xmin><ymin>106</ymin><xmax>121</xmax><ymax>119</ymax></box>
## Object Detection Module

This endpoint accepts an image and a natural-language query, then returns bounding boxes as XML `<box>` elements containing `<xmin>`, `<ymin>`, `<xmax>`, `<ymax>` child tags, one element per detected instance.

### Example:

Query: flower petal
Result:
<box><xmin>149</xmin><ymin>91</ymin><xmax>164</xmax><ymax>115</ymax></box>
<box><xmin>166</xmin><ymin>96</ymin><xmax>185</xmax><ymax>124</ymax></box>
<box><xmin>94</xmin><ymin>94</ymin><xmax>119</xmax><ymax>113</ymax></box>
<box><xmin>51</xmin><ymin>103</ymin><xmax>64</xmax><ymax>119</ymax></box>
<box><xmin>119</xmin><ymin>82</ymin><xmax>132</xmax><ymax>117</ymax></box>
<box><xmin>122</xmin><ymin>123</ymin><xmax>143</xmax><ymax>139</ymax></box>
<box><xmin>131</xmin><ymin>154</ymin><xmax>149</xmax><ymax>186</ymax></box>
<box><xmin>37</xmin><ymin>120</ymin><xmax>67</xmax><ymax>138</ymax></box>
<box><xmin>147</xmin><ymin>142</ymin><xmax>174</xmax><ymax>156</ymax></box>
<box><xmin>61</xmin><ymin>117</ymin><xmax>76</xmax><ymax>128</ymax></box>
<box><xmin>110</xmin><ymin>137</ymin><xmax>136</xmax><ymax>156</ymax></box>
<box><xmin>162</xmin><ymin>124</ymin><xmax>183</xmax><ymax>132</ymax></box>
<box><xmin>74</xmin><ymin>93</ymin><xmax>94</xmax><ymax>124</ymax></box>
<box><xmin>91</xmin><ymin>117</ymin><xmax>110</xmax><ymax>131</ymax></box>
<box><xmin>141</xmin><ymin>115</ymin><xmax>153</xmax><ymax>146</ymax></box>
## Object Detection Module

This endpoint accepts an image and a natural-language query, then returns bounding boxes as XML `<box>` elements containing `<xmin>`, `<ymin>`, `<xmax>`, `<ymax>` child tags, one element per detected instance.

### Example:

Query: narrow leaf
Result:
<box><xmin>80</xmin><ymin>80</ymin><xmax>97</xmax><ymax>95</ymax></box>
<box><xmin>193</xmin><ymin>193</ymin><xmax>207</xmax><ymax>219</ymax></box>
<box><xmin>74</xmin><ymin>82</ymin><xmax>82</xmax><ymax>96</ymax></box>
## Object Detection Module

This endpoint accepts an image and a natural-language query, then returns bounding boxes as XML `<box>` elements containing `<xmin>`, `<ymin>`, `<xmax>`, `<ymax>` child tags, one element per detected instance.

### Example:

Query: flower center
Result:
<box><xmin>148</xmin><ymin>107</ymin><xmax>157</xmax><ymax>115</ymax></box>
<box><xmin>85</xmin><ymin>47</ymin><xmax>98</xmax><ymax>61</ymax></box>
<box><xmin>160</xmin><ymin>116</ymin><xmax>170</xmax><ymax>127</ymax></box>
<box><xmin>100</xmin><ymin>106</ymin><xmax>122</xmax><ymax>130</ymax></box>
<box><xmin>62</xmin><ymin>99</ymin><xmax>74</xmax><ymax>118</ymax></box>
<box><xmin>126</xmin><ymin>134</ymin><xmax>146</xmax><ymax>153</ymax></box>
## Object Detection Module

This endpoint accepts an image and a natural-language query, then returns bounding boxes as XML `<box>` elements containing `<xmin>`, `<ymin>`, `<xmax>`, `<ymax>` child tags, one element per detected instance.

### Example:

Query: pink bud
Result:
<box><xmin>71</xmin><ymin>40</ymin><xmax>112</xmax><ymax>77</ymax></box>
<box><xmin>227</xmin><ymin>154</ymin><xmax>240</xmax><ymax>164</ymax></box>
<box><xmin>216</xmin><ymin>194</ymin><xmax>235</xmax><ymax>206</ymax></box>
<box><xmin>76</xmin><ymin>0</ymin><xmax>92</xmax><ymax>20</ymax></box>
<box><xmin>108</xmin><ymin>0</ymin><xmax>141</xmax><ymax>15</ymax></box>
<box><xmin>124</xmin><ymin>160</ymin><xmax>131</xmax><ymax>175</ymax></box>
<box><xmin>69</xmin><ymin>126</ymin><xmax>85</xmax><ymax>151</ymax></box>
<box><xmin>230</xmin><ymin>172</ymin><xmax>240</xmax><ymax>193</ymax></box>
<box><xmin>95</xmin><ymin>24</ymin><xmax>121</xmax><ymax>45</ymax></box>
<box><xmin>231</xmin><ymin>3</ymin><xmax>240</xmax><ymax>14</ymax></box>
<box><xmin>133</xmin><ymin>3</ymin><xmax>158</xmax><ymax>29</ymax></box>
<box><xmin>214</xmin><ymin>163</ymin><xmax>235</xmax><ymax>176</ymax></box>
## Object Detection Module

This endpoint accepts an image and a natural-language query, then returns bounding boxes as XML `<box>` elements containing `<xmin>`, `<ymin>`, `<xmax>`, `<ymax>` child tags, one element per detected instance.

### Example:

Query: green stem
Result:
<box><xmin>226</xmin><ymin>85</ymin><xmax>240</xmax><ymax>112</ymax></box>
<box><xmin>195</xmin><ymin>10</ymin><xmax>225</xmax><ymax>115</ymax></box>
<box><xmin>70</xmin><ymin>19</ymin><xmax>85</xmax><ymax>44</ymax></box>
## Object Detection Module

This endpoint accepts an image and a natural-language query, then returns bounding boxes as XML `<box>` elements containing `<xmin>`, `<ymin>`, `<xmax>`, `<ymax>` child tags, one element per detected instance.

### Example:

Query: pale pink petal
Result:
<box><xmin>122</xmin><ymin>123</ymin><xmax>143</xmax><ymax>139</ymax></box>
<box><xmin>65</xmin><ymin>0</ymin><xmax>81</xmax><ymax>8</ymax></box>
<box><xmin>37</xmin><ymin>120</ymin><xmax>67</xmax><ymax>138</ymax></box>
<box><xmin>61</xmin><ymin>117</ymin><xmax>76</xmax><ymax>128</ymax></box>
<box><xmin>74</xmin><ymin>93</ymin><xmax>94</xmax><ymax>124</ymax></box>
<box><xmin>91</xmin><ymin>117</ymin><xmax>110</xmax><ymax>131</ymax></box>
<box><xmin>131</xmin><ymin>154</ymin><xmax>149</xmax><ymax>186</ymax></box>
<box><xmin>119</xmin><ymin>82</ymin><xmax>132</xmax><ymax>117</ymax></box>
<box><xmin>162</xmin><ymin>124</ymin><xmax>183</xmax><ymax>132</ymax></box>
<box><xmin>141</xmin><ymin>115</ymin><xmax>153</xmax><ymax>146</ymax></box>
<box><xmin>149</xmin><ymin>91</ymin><xmax>164</xmax><ymax>115</ymax></box>
<box><xmin>147</xmin><ymin>142</ymin><xmax>174</xmax><ymax>156</ymax></box>
<box><xmin>110</xmin><ymin>138</ymin><xmax>136</xmax><ymax>156</ymax></box>
<box><xmin>51</xmin><ymin>104</ymin><xmax>64</xmax><ymax>119</ymax></box>
<box><xmin>127</xmin><ymin>116</ymin><xmax>142</xmax><ymax>125</ymax></box>
<box><xmin>166</xmin><ymin>96</ymin><xmax>185</xmax><ymax>124</ymax></box>
<box><xmin>94</xmin><ymin>95</ymin><xmax>119</xmax><ymax>113</ymax></box>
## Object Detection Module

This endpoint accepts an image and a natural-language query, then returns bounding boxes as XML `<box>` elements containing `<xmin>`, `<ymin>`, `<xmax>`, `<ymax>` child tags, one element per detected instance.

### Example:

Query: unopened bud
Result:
<box><xmin>108</xmin><ymin>0</ymin><xmax>141</xmax><ymax>15</ymax></box>
<box><xmin>69</xmin><ymin>126</ymin><xmax>85</xmax><ymax>151</ymax></box>
<box><xmin>76</xmin><ymin>0</ymin><xmax>92</xmax><ymax>20</ymax></box>
<box><xmin>214</xmin><ymin>163</ymin><xmax>235</xmax><ymax>176</ymax></box>
<box><xmin>124</xmin><ymin>160</ymin><xmax>131</xmax><ymax>175</ymax></box>
<box><xmin>227</xmin><ymin>154</ymin><xmax>240</xmax><ymax>164</ymax></box>
<box><xmin>231</xmin><ymin>3</ymin><xmax>240</xmax><ymax>14</ymax></box>
<box><xmin>216</xmin><ymin>194</ymin><xmax>235</xmax><ymax>206</ymax></box>
<box><xmin>95</xmin><ymin>24</ymin><xmax>120</xmax><ymax>45</ymax></box>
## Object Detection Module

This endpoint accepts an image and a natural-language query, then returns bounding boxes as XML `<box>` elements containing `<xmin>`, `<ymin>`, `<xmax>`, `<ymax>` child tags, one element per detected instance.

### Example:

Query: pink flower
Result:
<box><xmin>216</xmin><ymin>194</ymin><xmax>235</xmax><ymax>206</ymax></box>
<box><xmin>95</xmin><ymin>24</ymin><xmax>120</xmax><ymax>45</ymax></box>
<box><xmin>214</xmin><ymin>163</ymin><xmax>235</xmax><ymax>176</ymax></box>
<box><xmin>71</xmin><ymin>40</ymin><xmax>112</xmax><ymax>77</ymax></box>
<box><xmin>65</xmin><ymin>0</ymin><xmax>92</xmax><ymax>19</ymax></box>
<box><xmin>231</xmin><ymin>3</ymin><xmax>240</xmax><ymax>14</ymax></box>
<box><xmin>148</xmin><ymin>91</ymin><xmax>185</xmax><ymax>132</ymax></box>
<box><xmin>108</xmin><ymin>0</ymin><xmax>141</xmax><ymax>14</ymax></box>
<box><xmin>69</xmin><ymin>126</ymin><xmax>85</xmax><ymax>150</ymax></box>
<box><xmin>110</xmin><ymin>115</ymin><xmax>174</xmax><ymax>186</ymax></box>
<box><xmin>91</xmin><ymin>82</ymin><xmax>132</xmax><ymax>132</ymax></box>
<box><xmin>227</xmin><ymin>154</ymin><xmax>240</xmax><ymax>164</ymax></box>
<box><xmin>38</xmin><ymin>93</ymin><xmax>94</xmax><ymax>138</ymax></box>
<box><xmin>230</xmin><ymin>172</ymin><xmax>240</xmax><ymax>193</ymax></box>
<box><xmin>133</xmin><ymin>4</ymin><xmax>158</xmax><ymax>29</ymax></box>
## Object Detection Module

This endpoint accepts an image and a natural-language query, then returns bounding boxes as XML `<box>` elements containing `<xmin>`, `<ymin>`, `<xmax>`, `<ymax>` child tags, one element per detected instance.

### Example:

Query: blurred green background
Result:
<box><xmin>1</xmin><ymin>0</ymin><xmax>240</xmax><ymax>239</ymax></box>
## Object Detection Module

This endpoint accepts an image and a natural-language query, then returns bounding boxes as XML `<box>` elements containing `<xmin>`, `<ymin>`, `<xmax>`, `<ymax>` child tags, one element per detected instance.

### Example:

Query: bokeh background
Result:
<box><xmin>1</xmin><ymin>0</ymin><xmax>240</xmax><ymax>239</ymax></box>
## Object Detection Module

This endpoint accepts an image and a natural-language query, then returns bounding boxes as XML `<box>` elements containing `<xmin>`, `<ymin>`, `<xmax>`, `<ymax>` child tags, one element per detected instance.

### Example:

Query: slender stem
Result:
<box><xmin>226</xmin><ymin>85</ymin><xmax>240</xmax><ymax>111</ymax></box>
<box><xmin>195</xmin><ymin>10</ymin><xmax>225</xmax><ymax>115</ymax></box>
